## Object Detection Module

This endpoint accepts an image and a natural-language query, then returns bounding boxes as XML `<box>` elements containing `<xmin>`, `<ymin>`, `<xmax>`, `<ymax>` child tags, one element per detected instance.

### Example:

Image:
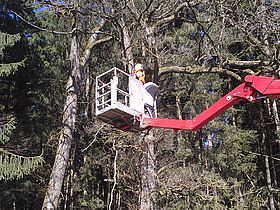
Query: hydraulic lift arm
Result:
<box><xmin>140</xmin><ymin>75</ymin><xmax>280</xmax><ymax>131</ymax></box>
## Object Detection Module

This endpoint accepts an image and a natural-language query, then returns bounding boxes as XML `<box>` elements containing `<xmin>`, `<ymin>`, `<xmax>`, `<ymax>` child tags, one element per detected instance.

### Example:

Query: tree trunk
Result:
<box><xmin>42</xmin><ymin>29</ymin><xmax>81</xmax><ymax>209</ymax></box>
<box><xmin>140</xmin><ymin>133</ymin><xmax>156</xmax><ymax>210</ymax></box>
<box><xmin>272</xmin><ymin>100</ymin><xmax>280</xmax><ymax>136</ymax></box>
<box><xmin>117</xmin><ymin>15</ymin><xmax>157</xmax><ymax>209</ymax></box>
<box><xmin>142</xmin><ymin>24</ymin><xmax>159</xmax><ymax>83</ymax></box>
<box><xmin>139</xmin><ymin>22</ymin><xmax>158</xmax><ymax>210</ymax></box>
<box><xmin>260</xmin><ymin>103</ymin><xmax>276</xmax><ymax>210</ymax></box>
<box><xmin>119</xmin><ymin>17</ymin><xmax>134</xmax><ymax>73</ymax></box>
<box><xmin>264</xmin><ymin>154</ymin><xmax>276</xmax><ymax>210</ymax></box>
<box><xmin>41</xmin><ymin>8</ymin><xmax>108</xmax><ymax>208</ymax></box>
<box><xmin>266</xmin><ymin>99</ymin><xmax>278</xmax><ymax>188</ymax></box>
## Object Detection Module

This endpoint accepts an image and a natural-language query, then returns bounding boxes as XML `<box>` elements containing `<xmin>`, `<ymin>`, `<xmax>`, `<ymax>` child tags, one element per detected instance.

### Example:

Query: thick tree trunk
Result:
<box><xmin>142</xmin><ymin>24</ymin><xmax>159</xmax><ymax>83</ymax></box>
<box><xmin>119</xmin><ymin>18</ymin><xmax>134</xmax><ymax>73</ymax></box>
<box><xmin>140</xmin><ymin>134</ymin><xmax>156</xmax><ymax>210</ymax></box>
<box><xmin>41</xmin><ymin>10</ymin><xmax>108</xmax><ymax>208</ymax></box>
<box><xmin>117</xmin><ymin>15</ymin><xmax>157</xmax><ymax>209</ymax></box>
<box><xmin>117</xmin><ymin>5</ymin><xmax>158</xmax><ymax>208</ymax></box>
<box><xmin>139</xmin><ymin>23</ymin><xmax>158</xmax><ymax>210</ymax></box>
<box><xmin>42</xmin><ymin>30</ymin><xmax>80</xmax><ymax>209</ymax></box>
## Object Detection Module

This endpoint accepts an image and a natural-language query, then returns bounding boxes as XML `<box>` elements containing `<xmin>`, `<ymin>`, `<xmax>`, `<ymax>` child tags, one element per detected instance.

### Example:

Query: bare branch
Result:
<box><xmin>152</xmin><ymin>2</ymin><xmax>189</xmax><ymax>29</ymax></box>
<box><xmin>109</xmin><ymin>139</ymin><xmax>118</xmax><ymax>210</ymax></box>
<box><xmin>11</xmin><ymin>10</ymin><xmax>77</xmax><ymax>35</ymax></box>
<box><xmin>82</xmin><ymin>124</ymin><xmax>106</xmax><ymax>152</ymax></box>
<box><xmin>153</xmin><ymin>15</ymin><xmax>175</xmax><ymax>29</ymax></box>
<box><xmin>223</xmin><ymin>60</ymin><xmax>271</xmax><ymax>69</ymax></box>
<box><xmin>159</xmin><ymin>65</ymin><xmax>242</xmax><ymax>81</ymax></box>
<box><xmin>138</xmin><ymin>0</ymin><xmax>155</xmax><ymax>23</ymax></box>
<box><xmin>246</xmin><ymin>151</ymin><xmax>280</xmax><ymax>162</ymax></box>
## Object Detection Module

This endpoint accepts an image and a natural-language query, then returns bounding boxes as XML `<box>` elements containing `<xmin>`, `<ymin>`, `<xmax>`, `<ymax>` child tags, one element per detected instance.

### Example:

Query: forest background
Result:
<box><xmin>0</xmin><ymin>0</ymin><xmax>279</xmax><ymax>209</ymax></box>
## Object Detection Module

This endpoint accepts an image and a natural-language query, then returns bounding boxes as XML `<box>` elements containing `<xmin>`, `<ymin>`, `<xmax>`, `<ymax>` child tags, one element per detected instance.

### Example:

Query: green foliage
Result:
<box><xmin>159</xmin><ymin>22</ymin><xmax>197</xmax><ymax>66</ymax></box>
<box><xmin>215</xmin><ymin>125</ymin><xmax>257</xmax><ymax>177</ymax></box>
<box><xmin>0</xmin><ymin>60</ymin><xmax>25</xmax><ymax>76</ymax></box>
<box><xmin>0</xmin><ymin>32</ymin><xmax>21</xmax><ymax>55</ymax></box>
<box><xmin>0</xmin><ymin>32</ymin><xmax>25</xmax><ymax>76</ymax></box>
<box><xmin>0</xmin><ymin>117</ymin><xmax>44</xmax><ymax>181</ymax></box>
<box><xmin>0</xmin><ymin>0</ymin><xmax>278</xmax><ymax>208</ymax></box>
<box><xmin>0</xmin><ymin>27</ymin><xmax>43</xmax><ymax>182</ymax></box>
<box><xmin>0</xmin><ymin>116</ymin><xmax>44</xmax><ymax>181</ymax></box>
<box><xmin>0</xmin><ymin>149</ymin><xmax>44</xmax><ymax>181</ymax></box>
<box><xmin>78</xmin><ymin>196</ymin><xmax>104</xmax><ymax>209</ymax></box>
<box><xmin>158</xmin><ymin>165</ymin><xmax>231</xmax><ymax>209</ymax></box>
<box><xmin>0</xmin><ymin>117</ymin><xmax>16</xmax><ymax>144</ymax></box>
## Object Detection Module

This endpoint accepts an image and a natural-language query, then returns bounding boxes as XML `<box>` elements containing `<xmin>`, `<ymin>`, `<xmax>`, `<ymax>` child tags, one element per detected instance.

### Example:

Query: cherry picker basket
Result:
<box><xmin>96</xmin><ymin>67</ymin><xmax>158</xmax><ymax>132</ymax></box>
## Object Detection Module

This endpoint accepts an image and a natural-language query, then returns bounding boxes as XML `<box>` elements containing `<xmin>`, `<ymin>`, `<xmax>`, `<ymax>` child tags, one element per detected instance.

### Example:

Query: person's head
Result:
<box><xmin>134</xmin><ymin>63</ymin><xmax>144</xmax><ymax>72</ymax></box>
<box><xmin>134</xmin><ymin>63</ymin><xmax>145</xmax><ymax>84</ymax></box>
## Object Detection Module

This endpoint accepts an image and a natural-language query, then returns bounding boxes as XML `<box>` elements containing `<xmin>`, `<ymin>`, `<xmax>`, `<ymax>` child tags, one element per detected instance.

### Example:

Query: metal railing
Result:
<box><xmin>96</xmin><ymin>67</ymin><xmax>131</xmax><ymax>114</ymax></box>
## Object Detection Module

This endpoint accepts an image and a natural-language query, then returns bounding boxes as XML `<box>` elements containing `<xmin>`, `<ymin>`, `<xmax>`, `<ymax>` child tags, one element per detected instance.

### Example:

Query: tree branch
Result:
<box><xmin>82</xmin><ymin>124</ymin><xmax>105</xmax><ymax>152</ymax></box>
<box><xmin>80</xmin><ymin>19</ymin><xmax>109</xmax><ymax>68</ymax></box>
<box><xmin>109</xmin><ymin>139</ymin><xmax>118</xmax><ymax>210</ymax></box>
<box><xmin>159</xmin><ymin>65</ymin><xmax>242</xmax><ymax>81</ymax></box>
<box><xmin>223</xmin><ymin>60</ymin><xmax>271</xmax><ymax>69</ymax></box>
<box><xmin>153</xmin><ymin>2</ymin><xmax>189</xmax><ymax>29</ymax></box>
<box><xmin>11</xmin><ymin>10</ymin><xmax>77</xmax><ymax>35</ymax></box>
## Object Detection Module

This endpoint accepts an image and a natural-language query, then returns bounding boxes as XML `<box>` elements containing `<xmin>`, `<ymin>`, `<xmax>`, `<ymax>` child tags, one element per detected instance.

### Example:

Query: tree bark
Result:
<box><xmin>143</xmin><ymin>24</ymin><xmax>159</xmax><ymax>83</ymax></box>
<box><xmin>139</xmin><ymin>21</ymin><xmax>158</xmax><ymax>210</ymax></box>
<box><xmin>42</xmin><ymin>28</ymin><xmax>81</xmax><ymax>209</ymax></box>
<box><xmin>115</xmin><ymin>12</ymin><xmax>158</xmax><ymax>209</ymax></box>
<box><xmin>140</xmin><ymin>133</ymin><xmax>156</xmax><ymax>210</ymax></box>
<box><xmin>260</xmin><ymin>102</ymin><xmax>276</xmax><ymax>210</ymax></box>
<box><xmin>272</xmin><ymin>100</ymin><xmax>280</xmax><ymax>137</ymax></box>
<box><xmin>41</xmin><ymin>8</ymin><xmax>109</xmax><ymax>208</ymax></box>
<box><xmin>119</xmin><ymin>17</ymin><xmax>134</xmax><ymax>73</ymax></box>
<box><xmin>264</xmin><ymin>154</ymin><xmax>276</xmax><ymax>210</ymax></box>
<box><xmin>267</xmin><ymin>99</ymin><xmax>278</xmax><ymax>188</ymax></box>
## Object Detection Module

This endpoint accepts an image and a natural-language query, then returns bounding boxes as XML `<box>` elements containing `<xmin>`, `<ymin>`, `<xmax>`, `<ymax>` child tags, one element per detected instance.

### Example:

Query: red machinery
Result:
<box><xmin>139</xmin><ymin>75</ymin><xmax>280</xmax><ymax>132</ymax></box>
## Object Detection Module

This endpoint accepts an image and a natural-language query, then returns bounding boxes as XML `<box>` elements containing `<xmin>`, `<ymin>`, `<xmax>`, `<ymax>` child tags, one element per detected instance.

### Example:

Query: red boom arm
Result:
<box><xmin>140</xmin><ymin>75</ymin><xmax>280</xmax><ymax>131</ymax></box>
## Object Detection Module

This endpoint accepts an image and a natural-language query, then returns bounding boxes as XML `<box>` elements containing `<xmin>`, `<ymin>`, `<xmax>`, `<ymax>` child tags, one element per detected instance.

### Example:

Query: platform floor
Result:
<box><xmin>96</xmin><ymin>102</ymin><xmax>145</xmax><ymax>132</ymax></box>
